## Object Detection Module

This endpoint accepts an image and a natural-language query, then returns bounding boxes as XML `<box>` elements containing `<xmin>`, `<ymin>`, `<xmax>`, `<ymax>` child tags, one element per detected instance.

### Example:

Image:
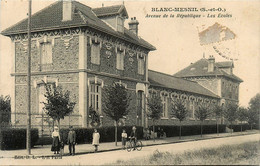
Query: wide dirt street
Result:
<box><xmin>1</xmin><ymin>134</ymin><xmax>259</xmax><ymax>165</ymax></box>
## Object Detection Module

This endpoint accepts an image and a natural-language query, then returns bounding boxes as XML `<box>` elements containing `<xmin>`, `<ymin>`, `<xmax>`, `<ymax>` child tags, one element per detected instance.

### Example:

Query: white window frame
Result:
<box><xmin>89</xmin><ymin>83</ymin><xmax>102</xmax><ymax>115</ymax></box>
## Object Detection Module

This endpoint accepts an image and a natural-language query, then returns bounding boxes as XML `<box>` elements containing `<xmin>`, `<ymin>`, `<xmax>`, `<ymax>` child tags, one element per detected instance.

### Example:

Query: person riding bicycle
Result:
<box><xmin>129</xmin><ymin>126</ymin><xmax>137</xmax><ymax>150</ymax></box>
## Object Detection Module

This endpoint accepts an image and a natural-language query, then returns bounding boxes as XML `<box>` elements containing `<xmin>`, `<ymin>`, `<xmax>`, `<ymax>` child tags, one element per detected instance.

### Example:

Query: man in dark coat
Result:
<box><xmin>130</xmin><ymin>126</ymin><xmax>137</xmax><ymax>150</ymax></box>
<box><xmin>67</xmin><ymin>126</ymin><xmax>76</xmax><ymax>155</ymax></box>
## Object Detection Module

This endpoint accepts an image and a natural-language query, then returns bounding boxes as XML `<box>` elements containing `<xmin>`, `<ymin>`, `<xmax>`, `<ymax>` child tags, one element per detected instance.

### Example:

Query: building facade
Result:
<box><xmin>1</xmin><ymin>1</ymin><xmax>242</xmax><ymax>134</ymax></box>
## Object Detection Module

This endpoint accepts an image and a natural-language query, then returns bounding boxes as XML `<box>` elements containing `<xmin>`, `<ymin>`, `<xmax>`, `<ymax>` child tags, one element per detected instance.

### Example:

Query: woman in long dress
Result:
<box><xmin>51</xmin><ymin>126</ymin><xmax>61</xmax><ymax>154</ymax></box>
<box><xmin>92</xmin><ymin>129</ymin><xmax>100</xmax><ymax>152</ymax></box>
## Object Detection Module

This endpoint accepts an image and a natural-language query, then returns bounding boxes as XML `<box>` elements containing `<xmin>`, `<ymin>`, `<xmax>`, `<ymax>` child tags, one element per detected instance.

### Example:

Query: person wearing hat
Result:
<box><xmin>51</xmin><ymin>126</ymin><xmax>61</xmax><ymax>154</ymax></box>
<box><xmin>129</xmin><ymin>126</ymin><xmax>137</xmax><ymax>150</ymax></box>
<box><xmin>67</xmin><ymin>126</ymin><xmax>76</xmax><ymax>155</ymax></box>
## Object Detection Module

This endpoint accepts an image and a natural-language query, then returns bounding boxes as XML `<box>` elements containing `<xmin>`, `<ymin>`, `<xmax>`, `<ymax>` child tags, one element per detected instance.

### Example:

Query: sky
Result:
<box><xmin>0</xmin><ymin>0</ymin><xmax>259</xmax><ymax>107</ymax></box>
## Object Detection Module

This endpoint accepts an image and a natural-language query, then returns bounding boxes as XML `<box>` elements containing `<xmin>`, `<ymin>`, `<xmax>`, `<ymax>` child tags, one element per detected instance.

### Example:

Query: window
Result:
<box><xmin>40</xmin><ymin>42</ymin><xmax>52</xmax><ymax>64</ymax></box>
<box><xmin>138</xmin><ymin>54</ymin><xmax>145</xmax><ymax>75</ymax></box>
<box><xmin>189</xmin><ymin>101</ymin><xmax>195</xmax><ymax>119</ymax></box>
<box><xmin>89</xmin><ymin>84</ymin><xmax>102</xmax><ymax>114</ymax></box>
<box><xmin>161</xmin><ymin>95</ymin><xmax>168</xmax><ymax>118</ymax></box>
<box><xmin>116</xmin><ymin>50</ymin><xmax>124</xmax><ymax>70</ymax></box>
<box><xmin>149</xmin><ymin>89</ymin><xmax>157</xmax><ymax>98</ymax></box>
<box><xmin>37</xmin><ymin>84</ymin><xmax>53</xmax><ymax>114</ymax></box>
<box><xmin>91</xmin><ymin>43</ymin><xmax>100</xmax><ymax>65</ymax></box>
<box><xmin>137</xmin><ymin>91</ymin><xmax>144</xmax><ymax>125</ymax></box>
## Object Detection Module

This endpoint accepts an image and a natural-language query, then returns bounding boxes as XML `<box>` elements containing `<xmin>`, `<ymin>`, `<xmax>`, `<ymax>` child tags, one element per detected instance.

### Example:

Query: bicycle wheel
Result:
<box><xmin>126</xmin><ymin>141</ymin><xmax>132</xmax><ymax>152</ymax></box>
<box><xmin>136</xmin><ymin>141</ymin><xmax>142</xmax><ymax>151</ymax></box>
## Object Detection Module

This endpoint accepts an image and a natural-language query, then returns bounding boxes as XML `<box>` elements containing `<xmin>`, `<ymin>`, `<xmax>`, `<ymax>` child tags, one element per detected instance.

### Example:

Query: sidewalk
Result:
<box><xmin>0</xmin><ymin>130</ymin><xmax>258</xmax><ymax>158</ymax></box>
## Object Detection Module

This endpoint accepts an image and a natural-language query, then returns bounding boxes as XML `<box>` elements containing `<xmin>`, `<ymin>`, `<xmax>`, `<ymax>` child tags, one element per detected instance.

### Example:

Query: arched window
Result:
<box><xmin>161</xmin><ymin>91</ymin><xmax>169</xmax><ymax>118</ymax></box>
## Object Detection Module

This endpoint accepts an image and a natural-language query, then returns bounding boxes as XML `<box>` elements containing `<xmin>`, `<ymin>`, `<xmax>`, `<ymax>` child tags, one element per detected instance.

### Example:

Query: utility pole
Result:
<box><xmin>26</xmin><ymin>0</ymin><xmax>32</xmax><ymax>155</ymax></box>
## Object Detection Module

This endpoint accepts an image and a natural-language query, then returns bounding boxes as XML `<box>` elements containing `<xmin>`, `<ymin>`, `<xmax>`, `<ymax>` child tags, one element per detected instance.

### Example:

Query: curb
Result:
<box><xmin>1</xmin><ymin>132</ymin><xmax>258</xmax><ymax>159</ymax></box>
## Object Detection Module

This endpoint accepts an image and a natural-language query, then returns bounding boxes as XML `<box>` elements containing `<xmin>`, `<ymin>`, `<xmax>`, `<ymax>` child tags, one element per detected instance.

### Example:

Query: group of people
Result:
<box><xmin>143</xmin><ymin>127</ymin><xmax>166</xmax><ymax>140</ymax></box>
<box><xmin>51</xmin><ymin>126</ymin><xmax>100</xmax><ymax>155</ymax></box>
<box><xmin>51</xmin><ymin>125</ymin><xmax>139</xmax><ymax>155</ymax></box>
<box><xmin>121</xmin><ymin>126</ymin><xmax>138</xmax><ymax>150</ymax></box>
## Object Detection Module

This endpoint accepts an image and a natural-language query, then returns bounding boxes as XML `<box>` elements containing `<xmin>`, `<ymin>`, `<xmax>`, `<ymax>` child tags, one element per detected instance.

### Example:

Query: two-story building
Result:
<box><xmin>1</xmin><ymin>1</ymin><xmax>155</xmax><ymax>131</ymax></box>
<box><xmin>174</xmin><ymin>56</ymin><xmax>243</xmax><ymax>106</ymax></box>
<box><xmin>1</xmin><ymin>1</ymin><xmax>242</xmax><ymax>132</ymax></box>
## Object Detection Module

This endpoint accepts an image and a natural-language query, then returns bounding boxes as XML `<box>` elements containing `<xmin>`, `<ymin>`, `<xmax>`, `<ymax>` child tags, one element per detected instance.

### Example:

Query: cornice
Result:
<box><xmin>11</xmin><ymin>69</ymin><xmax>149</xmax><ymax>85</ymax></box>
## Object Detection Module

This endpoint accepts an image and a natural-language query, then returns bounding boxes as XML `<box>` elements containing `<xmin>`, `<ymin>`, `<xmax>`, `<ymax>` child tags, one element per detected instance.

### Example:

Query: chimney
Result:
<box><xmin>128</xmin><ymin>17</ymin><xmax>139</xmax><ymax>35</ymax></box>
<box><xmin>208</xmin><ymin>55</ymin><xmax>215</xmax><ymax>72</ymax></box>
<box><xmin>62</xmin><ymin>0</ymin><xmax>73</xmax><ymax>21</ymax></box>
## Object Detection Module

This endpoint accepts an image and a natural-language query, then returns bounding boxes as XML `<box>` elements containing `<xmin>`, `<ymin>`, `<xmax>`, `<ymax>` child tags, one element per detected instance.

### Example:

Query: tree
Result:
<box><xmin>0</xmin><ymin>95</ymin><xmax>11</xmax><ymax>127</ymax></box>
<box><xmin>212</xmin><ymin>104</ymin><xmax>224</xmax><ymax>135</ymax></box>
<box><xmin>147</xmin><ymin>94</ymin><xmax>163</xmax><ymax>142</ymax></box>
<box><xmin>195</xmin><ymin>104</ymin><xmax>211</xmax><ymax>137</ymax></box>
<box><xmin>42</xmin><ymin>82</ymin><xmax>76</xmax><ymax>130</ymax></box>
<box><xmin>103</xmin><ymin>83</ymin><xmax>131</xmax><ymax>146</ymax></box>
<box><xmin>171</xmin><ymin>100</ymin><xmax>188</xmax><ymax>139</ymax></box>
<box><xmin>223</xmin><ymin>103</ymin><xmax>238</xmax><ymax>133</ymax></box>
<box><xmin>237</xmin><ymin>106</ymin><xmax>248</xmax><ymax>132</ymax></box>
<box><xmin>247</xmin><ymin>93</ymin><xmax>260</xmax><ymax>129</ymax></box>
<box><xmin>247</xmin><ymin>109</ymin><xmax>258</xmax><ymax>130</ymax></box>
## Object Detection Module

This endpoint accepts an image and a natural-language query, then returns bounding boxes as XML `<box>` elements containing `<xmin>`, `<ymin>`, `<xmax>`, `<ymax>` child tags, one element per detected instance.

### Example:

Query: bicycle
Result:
<box><xmin>126</xmin><ymin>137</ymin><xmax>142</xmax><ymax>152</ymax></box>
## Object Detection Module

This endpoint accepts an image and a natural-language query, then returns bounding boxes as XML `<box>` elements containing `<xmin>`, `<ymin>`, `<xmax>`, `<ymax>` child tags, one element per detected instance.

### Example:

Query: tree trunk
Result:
<box><xmin>216</xmin><ymin>119</ymin><xmax>219</xmax><ymax>136</ymax></box>
<box><xmin>179</xmin><ymin>121</ymin><xmax>182</xmax><ymax>140</ymax></box>
<box><xmin>115</xmin><ymin>121</ymin><xmax>118</xmax><ymax>146</ymax></box>
<box><xmin>240</xmin><ymin>122</ymin><xmax>243</xmax><ymax>133</ymax></box>
<box><xmin>57</xmin><ymin>119</ymin><xmax>60</xmax><ymax>131</ymax></box>
<box><xmin>230</xmin><ymin>123</ymin><xmax>233</xmax><ymax>134</ymax></box>
<box><xmin>153</xmin><ymin>121</ymin><xmax>155</xmax><ymax>142</ymax></box>
<box><xmin>251</xmin><ymin>124</ymin><xmax>252</xmax><ymax>130</ymax></box>
<box><xmin>200</xmin><ymin>121</ymin><xmax>203</xmax><ymax>137</ymax></box>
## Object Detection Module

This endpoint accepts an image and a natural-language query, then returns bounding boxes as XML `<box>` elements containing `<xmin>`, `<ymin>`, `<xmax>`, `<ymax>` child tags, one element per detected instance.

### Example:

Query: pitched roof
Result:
<box><xmin>148</xmin><ymin>70</ymin><xmax>219</xmax><ymax>98</ymax></box>
<box><xmin>1</xmin><ymin>1</ymin><xmax>155</xmax><ymax>51</ymax></box>
<box><xmin>173</xmin><ymin>58</ymin><xmax>243</xmax><ymax>82</ymax></box>
<box><xmin>93</xmin><ymin>5</ymin><xmax>128</xmax><ymax>18</ymax></box>
<box><xmin>216</xmin><ymin>61</ymin><xmax>234</xmax><ymax>68</ymax></box>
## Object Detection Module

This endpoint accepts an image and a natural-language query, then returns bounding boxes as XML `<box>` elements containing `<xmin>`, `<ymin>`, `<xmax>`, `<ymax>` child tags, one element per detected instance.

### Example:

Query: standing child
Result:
<box><xmin>121</xmin><ymin>129</ymin><xmax>127</xmax><ymax>149</ymax></box>
<box><xmin>92</xmin><ymin>129</ymin><xmax>100</xmax><ymax>152</ymax></box>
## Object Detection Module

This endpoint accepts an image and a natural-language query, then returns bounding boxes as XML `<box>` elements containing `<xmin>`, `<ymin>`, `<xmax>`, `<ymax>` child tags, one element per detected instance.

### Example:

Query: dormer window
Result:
<box><xmin>93</xmin><ymin>5</ymin><xmax>128</xmax><ymax>33</ymax></box>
